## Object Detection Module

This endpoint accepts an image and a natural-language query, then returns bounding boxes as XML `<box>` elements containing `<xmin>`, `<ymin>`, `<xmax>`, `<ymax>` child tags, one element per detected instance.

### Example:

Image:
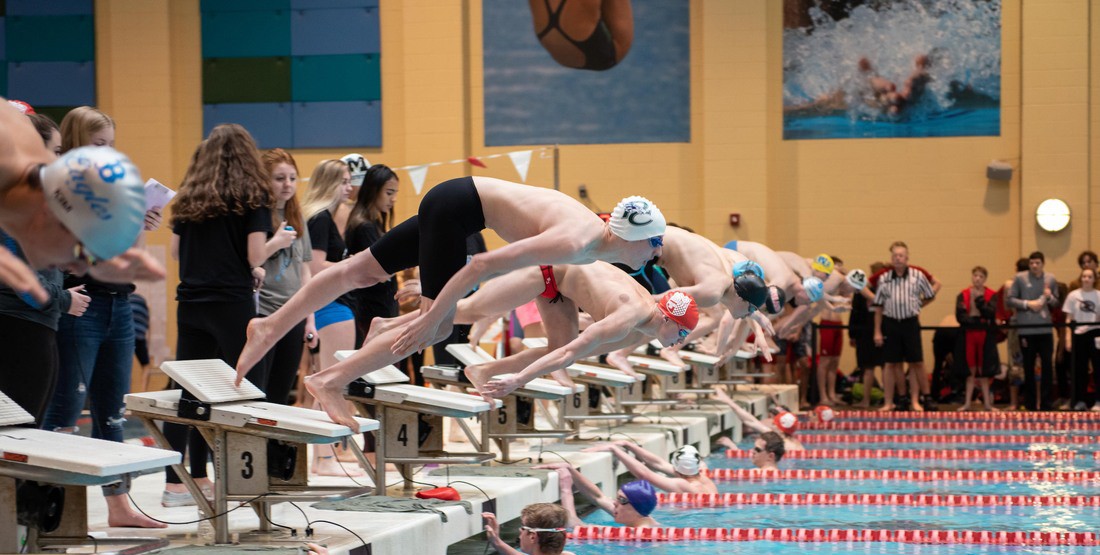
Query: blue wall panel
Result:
<box><xmin>0</xmin><ymin>18</ymin><xmax>6</xmax><ymax>60</ymax></box>
<box><xmin>203</xmin><ymin>103</ymin><xmax>293</xmax><ymax>149</ymax></box>
<box><xmin>6</xmin><ymin>15</ymin><xmax>94</xmax><ymax>62</ymax></box>
<box><xmin>8</xmin><ymin>61</ymin><xmax>93</xmax><ymax>105</ymax></box>
<box><xmin>291</xmin><ymin>0</ymin><xmax>378</xmax><ymax>9</ymax></box>
<box><xmin>201</xmin><ymin>10</ymin><xmax>290</xmax><ymax>58</ymax></box>
<box><xmin>292</xmin><ymin>101</ymin><xmax>380</xmax><ymax>148</ymax></box>
<box><xmin>291</xmin><ymin>7</ymin><xmax>379</xmax><ymax>56</ymax></box>
<box><xmin>200</xmin><ymin>0</ymin><xmax>290</xmax><ymax>13</ymax></box>
<box><xmin>6</xmin><ymin>0</ymin><xmax>92</xmax><ymax>16</ymax></box>
<box><xmin>291</xmin><ymin>54</ymin><xmax>379</xmax><ymax>102</ymax></box>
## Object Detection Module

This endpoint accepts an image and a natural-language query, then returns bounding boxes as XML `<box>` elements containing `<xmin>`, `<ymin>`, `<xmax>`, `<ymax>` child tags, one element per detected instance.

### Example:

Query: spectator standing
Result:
<box><xmin>1007</xmin><ymin>251</ymin><xmax>1059</xmax><ymax>410</ymax></box>
<box><xmin>1062</xmin><ymin>268</ymin><xmax>1100</xmax><ymax>411</ymax></box>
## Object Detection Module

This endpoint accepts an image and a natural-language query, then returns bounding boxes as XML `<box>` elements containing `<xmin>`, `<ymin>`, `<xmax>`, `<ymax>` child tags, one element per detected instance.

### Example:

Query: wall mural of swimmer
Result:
<box><xmin>484</xmin><ymin>0</ymin><xmax>690</xmax><ymax>146</ymax></box>
<box><xmin>783</xmin><ymin>0</ymin><xmax>1001</xmax><ymax>140</ymax></box>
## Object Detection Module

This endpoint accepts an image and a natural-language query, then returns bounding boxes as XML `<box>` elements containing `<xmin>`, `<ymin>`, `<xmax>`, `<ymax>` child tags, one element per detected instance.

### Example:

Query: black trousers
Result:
<box><xmin>0</xmin><ymin>314</ymin><xmax>58</xmax><ymax>425</ymax></box>
<box><xmin>1019</xmin><ymin>332</ymin><xmax>1054</xmax><ymax>410</ymax></box>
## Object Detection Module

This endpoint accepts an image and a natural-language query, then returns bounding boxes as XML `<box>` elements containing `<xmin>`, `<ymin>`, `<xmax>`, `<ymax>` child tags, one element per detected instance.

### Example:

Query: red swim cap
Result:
<box><xmin>774</xmin><ymin>412</ymin><xmax>799</xmax><ymax>436</ymax></box>
<box><xmin>657</xmin><ymin>290</ymin><xmax>699</xmax><ymax>330</ymax></box>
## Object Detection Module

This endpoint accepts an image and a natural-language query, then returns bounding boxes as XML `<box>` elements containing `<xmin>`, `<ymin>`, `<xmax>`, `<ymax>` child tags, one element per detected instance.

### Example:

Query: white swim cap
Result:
<box><xmin>608</xmin><ymin>196</ymin><xmax>666</xmax><ymax>242</ymax></box>
<box><xmin>40</xmin><ymin>146</ymin><xmax>145</xmax><ymax>260</ymax></box>
<box><xmin>341</xmin><ymin>153</ymin><xmax>370</xmax><ymax>187</ymax></box>
<box><xmin>671</xmin><ymin>445</ymin><xmax>701</xmax><ymax>476</ymax></box>
<box><xmin>802</xmin><ymin>276</ymin><xmax>824</xmax><ymax>303</ymax></box>
<box><xmin>846</xmin><ymin>269</ymin><xmax>867</xmax><ymax>291</ymax></box>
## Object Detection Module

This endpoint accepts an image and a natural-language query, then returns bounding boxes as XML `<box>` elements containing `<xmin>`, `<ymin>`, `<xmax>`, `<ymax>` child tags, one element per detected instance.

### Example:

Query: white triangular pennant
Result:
<box><xmin>407</xmin><ymin>165</ymin><xmax>429</xmax><ymax>195</ymax></box>
<box><xmin>508</xmin><ymin>150</ymin><xmax>532</xmax><ymax>182</ymax></box>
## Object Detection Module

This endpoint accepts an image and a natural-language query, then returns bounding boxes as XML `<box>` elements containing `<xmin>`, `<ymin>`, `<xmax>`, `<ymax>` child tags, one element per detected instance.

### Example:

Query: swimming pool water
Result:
<box><xmin>582</xmin><ymin>503</ymin><xmax>1100</xmax><ymax>532</ymax></box>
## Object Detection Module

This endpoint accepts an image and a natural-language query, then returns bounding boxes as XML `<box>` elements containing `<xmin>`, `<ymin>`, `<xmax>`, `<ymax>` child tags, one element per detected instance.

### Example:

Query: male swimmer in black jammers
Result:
<box><xmin>236</xmin><ymin>183</ymin><xmax>664</xmax><ymax>431</ymax></box>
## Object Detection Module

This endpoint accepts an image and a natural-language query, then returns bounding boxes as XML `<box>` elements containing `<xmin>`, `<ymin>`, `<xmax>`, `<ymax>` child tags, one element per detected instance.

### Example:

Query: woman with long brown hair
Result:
<box><xmin>345</xmin><ymin>164</ymin><xmax>400</xmax><ymax>346</ymax></box>
<box><xmin>253</xmin><ymin>149</ymin><xmax>318</xmax><ymax>405</ymax></box>
<box><xmin>162</xmin><ymin>124</ymin><xmax>274</xmax><ymax>506</ymax></box>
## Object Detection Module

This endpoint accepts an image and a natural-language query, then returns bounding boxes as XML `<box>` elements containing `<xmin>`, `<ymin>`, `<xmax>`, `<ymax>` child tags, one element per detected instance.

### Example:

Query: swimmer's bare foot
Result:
<box><xmin>605</xmin><ymin>350</ymin><xmax>632</xmax><ymax>374</ymax></box>
<box><xmin>106</xmin><ymin>497</ymin><xmax>168</xmax><ymax>528</ymax></box>
<box><xmin>877</xmin><ymin>403</ymin><xmax>896</xmax><ymax>412</ymax></box>
<box><xmin>550</xmin><ymin>369</ymin><xmax>576</xmax><ymax>389</ymax></box>
<box><xmin>659</xmin><ymin>347</ymin><xmax>687</xmax><ymax>369</ymax></box>
<box><xmin>368</xmin><ymin>315</ymin><xmax>402</xmax><ymax>342</ymax></box>
<box><xmin>236</xmin><ymin>317</ymin><xmax>275</xmax><ymax>386</ymax></box>
<box><xmin>464</xmin><ymin>364</ymin><xmax>496</xmax><ymax>392</ymax></box>
<box><xmin>911</xmin><ymin>400</ymin><xmax>924</xmax><ymax>412</ymax></box>
<box><xmin>304</xmin><ymin>374</ymin><xmax>360</xmax><ymax>432</ymax></box>
<box><xmin>955</xmin><ymin>403</ymin><xmax>970</xmax><ymax>412</ymax></box>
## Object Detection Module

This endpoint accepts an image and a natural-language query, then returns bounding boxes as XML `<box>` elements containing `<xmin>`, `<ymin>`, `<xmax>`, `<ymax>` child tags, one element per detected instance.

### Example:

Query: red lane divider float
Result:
<box><xmin>570</xmin><ymin>526</ymin><xmax>1100</xmax><ymax>545</ymax></box>
<box><xmin>835</xmin><ymin>410</ymin><xmax>1100</xmax><ymax>421</ymax></box>
<box><xmin>799</xmin><ymin>434</ymin><xmax>1093</xmax><ymax>444</ymax></box>
<box><xmin>724</xmin><ymin>449</ymin><xmax>1077</xmax><ymax>460</ymax></box>
<box><xmin>703</xmin><ymin>468</ymin><xmax>1100</xmax><ymax>482</ymax></box>
<box><xmin>802</xmin><ymin>421</ymin><xmax>1100</xmax><ymax>431</ymax></box>
<box><xmin>657</xmin><ymin>492</ymin><xmax>1100</xmax><ymax>507</ymax></box>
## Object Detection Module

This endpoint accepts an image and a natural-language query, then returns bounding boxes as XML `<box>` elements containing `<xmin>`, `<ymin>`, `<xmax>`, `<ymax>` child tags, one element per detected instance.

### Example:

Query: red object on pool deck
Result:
<box><xmin>703</xmin><ymin>468</ymin><xmax>1100</xmax><ymax>482</ymax></box>
<box><xmin>724</xmin><ymin>448</ymin><xmax>1077</xmax><ymax>460</ymax></box>
<box><xmin>798</xmin><ymin>434</ymin><xmax>1093</xmax><ymax>444</ymax></box>
<box><xmin>415</xmin><ymin>486</ymin><xmax>461</xmax><ymax>501</ymax></box>
<box><xmin>802</xmin><ymin>421</ymin><xmax>1100</xmax><ymax>431</ymax></box>
<box><xmin>570</xmin><ymin>526</ymin><xmax>1100</xmax><ymax>545</ymax></box>
<box><xmin>835</xmin><ymin>410</ymin><xmax>1100</xmax><ymax>421</ymax></box>
<box><xmin>656</xmin><ymin>492</ymin><xmax>1100</xmax><ymax>507</ymax></box>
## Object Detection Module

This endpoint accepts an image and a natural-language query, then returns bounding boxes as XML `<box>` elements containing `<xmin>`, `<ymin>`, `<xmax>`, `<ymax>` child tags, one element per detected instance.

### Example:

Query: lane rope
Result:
<box><xmin>570</xmin><ymin>526</ymin><xmax>1099</xmax><ymax>545</ymax></box>
<box><xmin>724</xmin><ymin>449</ymin><xmax>1077</xmax><ymax>460</ymax></box>
<box><xmin>703</xmin><ymin>468</ymin><xmax>1100</xmax><ymax>482</ymax></box>
<box><xmin>656</xmin><ymin>492</ymin><xmax>1100</xmax><ymax>507</ymax></box>
<box><xmin>798</xmin><ymin>434</ymin><xmax>1093</xmax><ymax>445</ymax></box>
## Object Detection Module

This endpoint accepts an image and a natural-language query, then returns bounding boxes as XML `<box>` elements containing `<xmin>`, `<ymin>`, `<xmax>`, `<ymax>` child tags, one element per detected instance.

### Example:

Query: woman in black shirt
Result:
<box><xmin>345</xmin><ymin>164</ymin><xmax>400</xmax><ymax>346</ymax></box>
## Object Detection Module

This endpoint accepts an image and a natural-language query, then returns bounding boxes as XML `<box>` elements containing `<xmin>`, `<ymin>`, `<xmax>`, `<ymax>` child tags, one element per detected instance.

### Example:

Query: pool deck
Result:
<box><xmin>69</xmin><ymin>403</ymin><xmax>741</xmax><ymax>554</ymax></box>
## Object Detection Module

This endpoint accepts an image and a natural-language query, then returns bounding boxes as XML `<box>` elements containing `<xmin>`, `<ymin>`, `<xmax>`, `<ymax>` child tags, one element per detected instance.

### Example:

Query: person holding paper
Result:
<box><xmin>162</xmin><ymin>124</ymin><xmax>273</xmax><ymax>507</ymax></box>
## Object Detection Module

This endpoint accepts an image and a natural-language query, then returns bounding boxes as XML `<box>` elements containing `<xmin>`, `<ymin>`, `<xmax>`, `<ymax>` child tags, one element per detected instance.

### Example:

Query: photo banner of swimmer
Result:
<box><xmin>782</xmin><ymin>0</ymin><xmax>1001</xmax><ymax>140</ymax></box>
<box><xmin>482</xmin><ymin>0</ymin><xmax>690</xmax><ymax>146</ymax></box>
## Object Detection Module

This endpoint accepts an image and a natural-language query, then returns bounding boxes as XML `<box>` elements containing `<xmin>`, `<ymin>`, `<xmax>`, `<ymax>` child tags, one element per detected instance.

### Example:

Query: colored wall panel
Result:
<box><xmin>6</xmin><ymin>0</ymin><xmax>91</xmax><ymax>16</ymax></box>
<box><xmin>200</xmin><ymin>0</ymin><xmax>289</xmax><ymax>13</ymax></box>
<box><xmin>203</xmin><ymin>57</ymin><xmax>290</xmax><ymax>103</ymax></box>
<box><xmin>7</xmin><ymin>61</ymin><xmax>93</xmax><ymax>105</ymax></box>
<box><xmin>291</xmin><ymin>7</ymin><xmax>379</xmax><ymax>56</ymax></box>
<box><xmin>291</xmin><ymin>101</ymin><xmax>381</xmax><ymax>148</ymax></box>
<box><xmin>291</xmin><ymin>54</ymin><xmax>379</xmax><ymax>102</ymax></box>
<box><xmin>6</xmin><ymin>15</ymin><xmax>94</xmax><ymax>62</ymax></box>
<box><xmin>201</xmin><ymin>10</ymin><xmax>290</xmax><ymax>58</ymax></box>
<box><xmin>203</xmin><ymin>103</ymin><xmax>293</xmax><ymax>149</ymax></box>
<box><xmin>290</xmin><ymin>0</ymin><xmax>378</xmax><ymax>9</ymax></box>
<box><xmin>0</xmin><ymin>17</ymin><xmax>6</xmax><ymax>60</ymax></box>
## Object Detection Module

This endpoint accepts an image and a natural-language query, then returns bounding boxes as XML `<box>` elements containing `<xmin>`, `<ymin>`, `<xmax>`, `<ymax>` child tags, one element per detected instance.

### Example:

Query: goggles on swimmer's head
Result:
<box><xmin>648</xmin><ymin>235</ymin><xmax>664</xmax><ymax>248</ymax></box>
<box><xmin>520</xmin><ymin>525</ymin><xmax>570</xmax><ymax>534</ymax></box>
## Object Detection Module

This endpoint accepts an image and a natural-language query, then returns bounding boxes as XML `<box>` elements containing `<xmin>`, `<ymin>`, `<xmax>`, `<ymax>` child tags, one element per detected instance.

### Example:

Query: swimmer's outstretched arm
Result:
<box><xmin>393</xmin><ymin>232</ymin><xmax>585</xmax><ymax>356</ymax></box>
<box><xmin>480</xmin><ymin>312</ymin><xmax>634</xmax><ymax>398</ymax></box>
<box><xmin>711</xmin><ymin>386</ymin><xmax>771</xmax><ymax>434</ymax></box>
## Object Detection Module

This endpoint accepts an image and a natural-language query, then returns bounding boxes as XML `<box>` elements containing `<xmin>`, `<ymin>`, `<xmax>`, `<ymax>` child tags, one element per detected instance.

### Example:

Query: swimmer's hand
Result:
<box><xmin>87</xmin><ymin>248</ymin><xmax>167</xmax><ymax>283</ymax></box>
<box><xmin>0</xmin><ymin>246</ymin><xmax>48</xmax><ymax>304</ymax></box>
<box><xmin>480</xmin><ymin>375</ymin><xmax>521</xmax><ymax>400</ymax></box>
<box><xmin>752</xmin><ymin>333</ymin><xmax>774</xmax><ymax>362</ymax></box>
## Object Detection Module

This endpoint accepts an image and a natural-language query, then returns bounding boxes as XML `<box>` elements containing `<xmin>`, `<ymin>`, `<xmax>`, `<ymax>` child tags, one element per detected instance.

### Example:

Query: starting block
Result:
<box><xmin>0</xmin><ymin>391</ymin><xmax>179</xmax><ymax>554</ymax></box>
<box><xmin>521</xmin><ymin>338</ymin><xmax>634</xmax><ymax>430</ymax></box>
<box><xmin>427</xmin><ymin>344</ymin><xmax>581</xmax><ymax>462</ymax></box>
<box><xmin>334</xmin><ymin>352</ymin><xmax>500</xmax><ymax>491</ymax></box>
<box><xmin>124</xmin><ymin>359</ymin><xmax>379</xmax><ymax>545</ymax></box>
<box><xmin>735</xmin><ymin>384</ymin><xmax>800</xmax><ymax>414</ymax></box>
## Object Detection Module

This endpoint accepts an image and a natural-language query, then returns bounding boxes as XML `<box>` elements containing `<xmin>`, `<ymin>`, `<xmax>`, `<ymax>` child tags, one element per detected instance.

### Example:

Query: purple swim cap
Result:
<box><xmin>620</xmin><ymin>480</ymin><xmax>657</xmax><ymax>516</ymax></box>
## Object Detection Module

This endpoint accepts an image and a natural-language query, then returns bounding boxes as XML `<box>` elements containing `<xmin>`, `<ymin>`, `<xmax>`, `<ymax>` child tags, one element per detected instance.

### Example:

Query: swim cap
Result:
<box><xmin>814</xmin><ymin>405</ymin><xmax>835</xmax><ymax>423</ymax></box>
<box><xmin>341</xmin><ymin>153</ymin><xmax>370</xmax><ymax>187</ymax></box>
<box><xmin>734</xmin><ymin>272</ymin><xmax>767</xmax><ymax>309</ymax></box>
<box><xmin>846</xmin><ymin>269</ymin><xmax>867</xmax><ymax>291</ymax></box>
<box><xmin>7</xmin><ymin>100</ymin><xmax>34</xmax><ymax>114</ymax></box>
<box><xmin>620</xmin><ymin>480</ymin><xmax>657</xmax><ymax>516</ymax></box>
<box><xmin>811</xmin><ymin>254</ymin><xmax>835</xmax><ymax>275</ymax></box>
<box><xmin>40</xmin><ymin>146</ymin><xmax>144</xmax><ymax>260</ymax></box>
<box><xmin>802</xmin><ymin>276</ymin><xmax>824</xmax><ymax>303</ymax></box>
<box><xmin>671</xmin><ymin>445</ymin><xmax>701</xmax><ymax>476</ymax></box>
<box><xmin>774</xmin><ymin>412</ymin><xmax>799</xmax><ymax>436</ymax></box>
<box><xmin>657</xmin><ymin>290</ymin><xmax>699</xmax><ymax>330</ymax></box>
<box><xmin>733</xmin><ymin>259</ymin><xmax>765</xmax><ymax>280</ymax></box>
<box><xmin>608</xmin><ymin>196</ymin><xmax>666</xmax><ymax>242</ymax></box>
<box><xmin>764</xmin><ymin>285</ymin><xmax>786</xmax><ymax>315</ymax></box>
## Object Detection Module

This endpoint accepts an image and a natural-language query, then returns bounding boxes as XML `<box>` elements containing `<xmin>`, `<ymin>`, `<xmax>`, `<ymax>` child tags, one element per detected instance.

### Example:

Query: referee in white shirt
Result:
<box><xmin>873</xmin><ymin>241</ymin><xmax>941</xmax><ymax>411</ymax></box>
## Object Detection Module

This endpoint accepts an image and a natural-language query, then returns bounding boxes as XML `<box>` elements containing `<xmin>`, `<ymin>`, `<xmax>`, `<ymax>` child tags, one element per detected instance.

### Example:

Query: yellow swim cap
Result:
<box><xmin>811</xmin><ymin>254</ymin><xmax>834</xmax><ymax>275</ymax></box>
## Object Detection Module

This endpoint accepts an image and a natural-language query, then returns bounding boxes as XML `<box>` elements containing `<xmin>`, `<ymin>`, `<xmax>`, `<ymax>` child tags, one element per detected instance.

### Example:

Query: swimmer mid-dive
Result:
<box><xmin>236</xmin><ymin>184</ymin><xmax>665</xmax><ymax>431</ymax></box>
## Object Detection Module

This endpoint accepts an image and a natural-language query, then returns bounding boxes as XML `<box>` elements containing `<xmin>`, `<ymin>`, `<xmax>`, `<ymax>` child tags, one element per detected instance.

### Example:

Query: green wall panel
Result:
<box><xmin>6</xmin><ymin>15</ymin><xmax>93</xmax><ymax>61</ymax></box>
<box><xmin>203</xmin><ymin>57</ymin><xmax>291</xmax><ymax>103</ymax></box>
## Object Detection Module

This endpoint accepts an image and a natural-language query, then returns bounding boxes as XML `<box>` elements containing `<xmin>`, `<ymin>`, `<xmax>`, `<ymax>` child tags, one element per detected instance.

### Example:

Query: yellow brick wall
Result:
<box><xmin>90</xmin><ymin>0</ymin><xmax>1093</xmax><ymax>383</ymax></box>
